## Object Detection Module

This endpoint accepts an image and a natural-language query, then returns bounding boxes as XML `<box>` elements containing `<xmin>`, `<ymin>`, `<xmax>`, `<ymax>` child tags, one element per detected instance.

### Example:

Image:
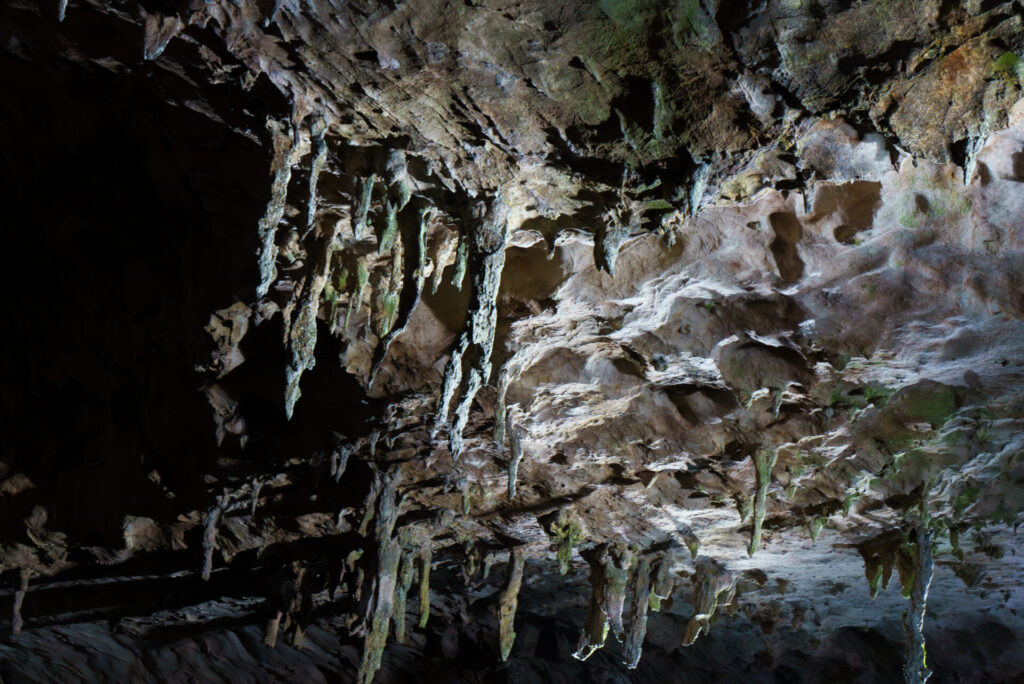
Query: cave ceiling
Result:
<box><xmin>2</xmin><ymin>0</ymin><xmax>1024</xmax><ymax>682</ymax></box>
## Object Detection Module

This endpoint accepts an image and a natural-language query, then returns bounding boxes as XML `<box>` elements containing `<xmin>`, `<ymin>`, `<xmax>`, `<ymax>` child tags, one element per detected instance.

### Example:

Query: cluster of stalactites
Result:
<box><xmin>247</xmin><ymin>114</ymin><xmax>331</xmax><ymax>419</ymax></box>
<box><xmin>594</xmin><ymin>206</ymin><xmax>631</xmax><ymax>276</ymax></box>
<box><xmin>201</xmin><ymin>479</ymin><xmax>262</xmax><ymax>581</ymax></box>
<box><xmin>283</xmin><ymin>122</ymin><xmax>338</xmax><ymax>418</ymax></box>
<box><xmin>255</xmin><ymin>118</ymin><xmax>305</xmax><ymax>301</ymax></box>
<box><xmin>369</xmin><ymin>200</ymin><xmax>435</xmax><ymax>387</ymax></box>
<box><xmin>682</xmin><ymin>557</ymin><xmax>735</xmax><ymax>646</ymax></box>
<box><xmin>858</xmin><ymin>522</ymin><xmax>937</xmax><ymax>606</ymax></box>
<box><xmin>622</xmin><ymin>552</ymin><xmax>676</xmax><ymax>668</ymax></box>
<box><xmin>858</xmin><ymin>514</ymin><xmax>936</xmax><ymax>684</ymax></box>
<box><xmin>351</xmin><ymin>470</ymin><xmax>440</xmax><ymax>684</ymax></box>
<box><xmin>365</xmin><ymin>149</ymin><xmax>412</xmax><ymax>351</ymax></box>
<box><xmin>572</xmin><ymin>544</ymin><xmax>681</xmax><ymax>668</ymax></box>
<box><xmin>573</xmin><ymin>542</ymin><xmax>634</xmax><ymax>661</ymax></box>
<box><xmin>246</xmin><ymin>111</ymin><xmax>445</xmax><ymax>418</ymax></box>
<box><xmin>435</xmin><ymin>196</ymin><xmax>511</xmax><ymax>459</ymax></box>
<box><xmin>593</xmin><ymin>170</ymin><xmax>676</xmax><ymax>275</ymax></box>
<box><xmin>263</xmin><ymin>559</ymin><xmax>317</xmax><ymax>649</ymax></box>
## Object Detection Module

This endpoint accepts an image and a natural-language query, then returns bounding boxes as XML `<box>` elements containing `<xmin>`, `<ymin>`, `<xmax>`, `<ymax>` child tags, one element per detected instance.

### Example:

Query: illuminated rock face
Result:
<box><xmin>2</xmin><ymin>1</ymin><xmax>1024</xmax><ymax>682</ymax></box>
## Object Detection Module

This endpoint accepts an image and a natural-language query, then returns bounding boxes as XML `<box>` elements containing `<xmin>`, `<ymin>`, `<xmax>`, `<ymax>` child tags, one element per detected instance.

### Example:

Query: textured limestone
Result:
<box><xmin>2</xmin><ymin>0</ymin><xmax>1024</xmax><ymax>681</ymax></box>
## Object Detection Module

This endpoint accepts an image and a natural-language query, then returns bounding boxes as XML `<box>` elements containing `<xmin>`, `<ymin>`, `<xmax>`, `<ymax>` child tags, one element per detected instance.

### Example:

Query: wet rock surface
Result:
<box><xmin>2</xmin><ymin>0</ymin><xmax>1024</xmax><ymax>682</ymax></box>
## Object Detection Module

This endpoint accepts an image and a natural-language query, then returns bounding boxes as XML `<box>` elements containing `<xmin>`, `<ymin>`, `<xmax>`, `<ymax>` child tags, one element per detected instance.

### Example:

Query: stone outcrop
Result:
<box><xmin>2</xmin><ymin>0</ymin><xmax>1024</xmax><ymax>681</ymax></box>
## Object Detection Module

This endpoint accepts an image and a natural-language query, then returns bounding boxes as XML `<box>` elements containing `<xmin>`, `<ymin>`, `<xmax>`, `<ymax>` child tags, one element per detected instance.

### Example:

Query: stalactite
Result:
<box><xmin>379</xmin><ymin>150</ymin><xmax>410</xmax><ymax>254</ymax></box>
<box><xmin>482</xmin><ymin>552</ymin><xmax>495</xmax><ymax>580</ymax></box>
<box><xmin>867</xmin><ymin>557</ymin><xmax>885</xmax><ymax>598</ymax></box>
<box><xmin>11</xmin><ymin>568</ymin><xmax>30</xmax><ymax>635</ymax></box>
<box><xmin>290</xmin><ymin>564</ymin><xmax>312</xmax><ymax>648</ymax></box>
<box><xmin>859</xmin><ymin>544</ymin><xmax>895</xmax><ymax>599</ymax></box>
<box><xmin>338</xmin><ymin>548</ymin><xmax>364</xmax><ymax>600</ymax></box>
<box><xmin>462</xmin><ymin>541</ymin><xmax>481</xmax><ymax>583</ymax></box>
<box><xmin>358</xmin><ymin>473</ymin><xmax>383</xmax><ymax>538</ymax></box>
<box><xmin>418</xmin><ymin>547</ymin><xmax>432</xmax><ymax>629</ymax></box>
<box><xmin>357</xmin><ymin>470</ymin><xmax>403</xmax><ymax>684</ymax></box>
<box><xmin>950</xmin><ymin>529</ymin><xmax>962</xmax><ymax>560</ymax></box>
<box><xmin>381</xmin><ymin>201</ymin><xmax>399</xmax><ymax>254</ymax></box>
<box><xmin>326</xmin><ymin>265</ymin><xmax>347</xmax><ymax>334</ymax></box>
<box><xmin>57</xmin><ymin>0</ymin><xmax>67</xmax><ymax>22</ymax></box>
<box><xmin>748</xmin><ymin>448</ymin><xmax>777</xmax><ymax>556</ymax></box>
<box><xmin>284</xmin><ymin>213</ymin><xmax>340</xmax><ymax>418</ymax></box>
<box><xmin>353</xmin><ymin>566</ymin><xmax>365</xmax><ymax>606</ymax></box>
<box><xmin>436</xmin><ymin>339</ymin><xmax>465</xmax><ymax>441</ymax></box>
<box><xmin>264</xmin><ymin>560</ymin><xmax>313</xmax><ymax>648</ymax></box>
<box><xmin>600</xmin><ymin>542</ymin><xmax>636</xmax><ymax>639</ymax></box>
<box><xmin>373</xmin><ymin>233</ymin><xmax>403</xmax><ymax>340</ymax></box>
<box><xmin>352</xmin><ymin>175</ymin><xmax>376</xmax><ymax>241</ymax></box>
<box><xmin>902</xmin><ymin>527</ymin><xmax>934</xmax><ymax>684</ymax></box>
<box><xmin>547</xmin><ymin>509</ymin><xmax>583</xmax><ymax>575</ymax></box>
<box><xmin>683</xmin><ymin>558</ymin><xmax>735</xmax><ymax>646</ymax></box>
<box><xmin>808</xmin><ymin>516</ymin><xmax>827</xmax><ymax>541</ymax></box>
<box><xmin>450</xmin><ymin>230</ymin><xmax>468</xmax><ymax>291</ymax></box>
<box><xmin>142</xmin><ymin>11</ymin><xmax>183</xmax><ymax>61</ymax></box>
<box><xmin>410</xmin><ymin>206</ymin><xmax>431</xmax><ymax>292</ymax></box>
<box><xmin>370</xmin><ymin>205</ymin><xmax>433</xmax><ymax>385</ymax></box>
<box><xmin>250</xmin><ymin>476</ymin><xmax>263</xmax><ymax>518</ymax></box>
<box><xmin>498</xmin><ymin>548</ymin><xmax>526</xmax><ymax>662</ymax></box>
<box><xmin>660</xmin><ymin>220</ymin><xmax>677</xmax><ymax>248</ymax></box>
<box><xmin>679</xmin><ymin>526</ymin><xmax>701</xmax><ymax>560</ymax></box>
<box><xmin>460</xmin><ymin>476</ymin><xmax>471</xmax><ymax>515</ymax></box>
<box><xmin>344</xmin><ymin>260</ymin><xmax>369</xmax><ymax>336</ymax></box>
<box><xmin>303</xmin><ymin>123</ymin><xmax>328</xmax><ymax>238</ymax></box>
<box><xmin>372</xmin><ymin>472</ymin><xmax>403</xmax><ymax>556</ymax></box>
<box><xmin>357</xmin><ymin>533</ymin><xmax>400</xmax><ymax>683</ymax></box>
<box><xmin>201</xmin><ymin>501</ymin><xmax>224</xmax><ymax>581</ymax></box>
<box><xmin>594</xmin><ymin>218</ymin><xmax>630</xmax><ymax>276</ymax></box>
<box><xmin>280</xmin><ymin>276</ymin><xmax>304</xmax><ymax>346</ymax></box>
<box><xmin>431</xmin><ymin>224</ymin><xmax>459</xmax><ymax>295</ymax></box>
<box><xmin>256</xmin><ymin>119</ymin><xmax>301</xmax><ymax>299</ymax></box>
<box><xmin>392</xmin><ymin>548</ymin><xmax>416</xmax><ymax>644</ymax></box>
<box><xmin>200</xmin><ymin>484</ymin><xmax>259</xmax><ymax>580</ymax></box>
<box><xmin>623</xmin><ymin>555</ymin><xmax>653</xmax><ymax>669</ymax></box>
<box><xmin>573</xmin><ymin>552</ymin><xmax>609</xmax><ymax>661</ymax></box>
<box><xmin>962</xmin><ymin>134</ymin><xmax>985</xmax><ymax>187</ymax></box>
<box><xmin>594</xmin><ymin>172</ymin><xmax>636</xmax><ymax>276</ymax></box>
<box><xmin>573</xmin><ymin>541</ymin><xmax>638</xmax><ymax>661</ymax></box>
<box><xmin>265</xmin><ymin>611</ymin><xmax>283</xmax><ymax>647</ymax></box>
<box><xmin>493</xmin><ymin>366</ymin><xmax>509</xmax><ymax>448</ymax></box>
<box><xmin>331</xmin><ymin>439</ymin><xmax>353</xmax><ymax>484</ymax></box>
<box><xmin>437</xmin><ymin>197</ymin><xmax>511</xmax><ymax>459</ymax></box>
<box><xmin>507</xmin><ymin>426</ymin><xmax>524</xmax><ymax>499</ymax></box>
<box><xmin>648</xmin><ymin>553</ymin><xmax>675</xmax><ymax>612</ymax></box>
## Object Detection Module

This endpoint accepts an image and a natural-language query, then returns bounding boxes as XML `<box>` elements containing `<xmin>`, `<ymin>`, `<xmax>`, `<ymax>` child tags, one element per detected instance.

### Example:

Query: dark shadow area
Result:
<box><xmin>0</xmin><ymin>1</ymin><xmax>380</xmax><ymax>560</ymax></box>
<box><xmin>0</xmin><ymin>41</ymin><xmax>269</xmax><ymax>544</ymax></box>
<box><xmin>767</xmin><ymin>212</ymin><xmax>805</xmax><ymax>283</ymax></box>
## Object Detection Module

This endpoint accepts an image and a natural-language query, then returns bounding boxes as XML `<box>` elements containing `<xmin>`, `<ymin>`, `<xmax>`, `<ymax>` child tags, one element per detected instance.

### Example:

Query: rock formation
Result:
<box><xmin>2</xmin><ymin>0</ymin><xmax>1024</xmax><ymax>681</ymax></box>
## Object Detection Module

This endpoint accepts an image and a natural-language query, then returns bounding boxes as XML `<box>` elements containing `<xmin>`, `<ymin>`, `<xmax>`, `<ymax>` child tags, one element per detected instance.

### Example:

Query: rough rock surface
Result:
<box><xmin>3</xmin><ymin>0</ymin><xmax>1024</xmax><ymax>682</ymax></box>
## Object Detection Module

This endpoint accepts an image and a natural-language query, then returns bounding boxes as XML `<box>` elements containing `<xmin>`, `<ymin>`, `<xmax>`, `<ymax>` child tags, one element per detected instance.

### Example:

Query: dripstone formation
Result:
<box><xmin>2</xmin><ymin>1</ymin><xmax>1024</xmax><ymax>682</ymax></box>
